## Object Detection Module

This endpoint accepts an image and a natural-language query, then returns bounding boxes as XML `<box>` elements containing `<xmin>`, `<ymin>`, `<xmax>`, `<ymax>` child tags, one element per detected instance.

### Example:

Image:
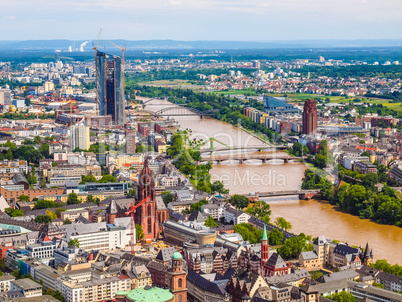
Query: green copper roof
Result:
<box><xmin>125</xmin><ymin>286</ymin><xmax>174</xmax><ymax>302</ymax></box>
<box><xmin>262</xmin><ymin>224</ymin><xmax>268</xmax><ymax>241</ymax></box>
<box><xmin>172</xmin><ymin>251</ymin><xmax>183</xmax><ymax>259</ymax></box>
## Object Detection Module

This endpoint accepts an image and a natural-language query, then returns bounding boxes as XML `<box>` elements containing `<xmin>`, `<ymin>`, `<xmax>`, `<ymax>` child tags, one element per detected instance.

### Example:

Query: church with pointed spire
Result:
<box><xmin>105</xmin><ymin>157</ymin><xmax>168</xmax><ymax>242</ymax></box>
<box><xmin>239</xmin><ymin>225</ymin><xmax>291</xmax><ymax>277</ymax></box>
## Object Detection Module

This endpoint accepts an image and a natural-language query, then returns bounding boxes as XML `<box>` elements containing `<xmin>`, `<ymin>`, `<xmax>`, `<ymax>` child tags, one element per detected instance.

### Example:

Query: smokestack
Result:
<box><xmin>80</xmin><ymin>41</ymin><xmax>88</xmax><ymax>52</ymax></box>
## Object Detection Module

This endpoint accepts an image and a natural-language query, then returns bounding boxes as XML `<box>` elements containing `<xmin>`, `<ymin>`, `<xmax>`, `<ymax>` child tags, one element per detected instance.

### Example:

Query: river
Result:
<box><xmin>143</xmin><ymin>98</ymin><xmax>402</xmax><ymax>265</ymax></box>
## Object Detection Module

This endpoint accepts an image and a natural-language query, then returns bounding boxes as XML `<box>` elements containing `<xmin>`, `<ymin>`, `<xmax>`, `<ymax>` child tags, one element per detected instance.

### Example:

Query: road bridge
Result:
<box><xmin>243</xmin><ymin>189</ymin><xmax>321</xmax><ymax>200</ymax></box>
<box><xmin>200</xmin><ymin>145</ymin><xmax>287</xmax><ymax>153</ymax></box>
<box><xmin>202</xmin><ymin>154</ymin><xmax>302</xmax><ymax>164</ymax></box>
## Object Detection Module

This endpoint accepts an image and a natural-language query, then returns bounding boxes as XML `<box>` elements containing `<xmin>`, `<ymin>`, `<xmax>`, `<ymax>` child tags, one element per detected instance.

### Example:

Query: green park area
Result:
<box><xmin>137</xmin><ymin>79</ymin><xmax>191</xmax><ymax>88</ymax></box>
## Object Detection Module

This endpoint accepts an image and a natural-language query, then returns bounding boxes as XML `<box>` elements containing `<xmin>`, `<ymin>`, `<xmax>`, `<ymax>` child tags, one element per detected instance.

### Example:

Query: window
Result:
<box><xmin>178</xmin><ymin>295</ymin><xmax>182</xmax><ymax>302</ymax></box>
<box><xmin>148</xmin><ymin>218</ymin><xmax>152</xmax><ymax>234</ymax></box>
<box><xmin>147</xmin><ymin>204</ymin><xmax>151</xmax><ymax>216</ymax></box>
<box><xmin>178</xmin><ymin>278</ymin><xmax>182</xmax><ymax>288</ymax></box>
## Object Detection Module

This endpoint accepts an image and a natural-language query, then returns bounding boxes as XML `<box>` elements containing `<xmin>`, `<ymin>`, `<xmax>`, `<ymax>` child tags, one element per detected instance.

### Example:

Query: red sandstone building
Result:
<box><xmin>106</xmin><ymin>158</ymin><xmax>168</xmax><ymax>242</ymax></box>
<box><xmin>302</xmin><ymin>99</ymin><xmax>318</xmax><ymax>135</ymax></box>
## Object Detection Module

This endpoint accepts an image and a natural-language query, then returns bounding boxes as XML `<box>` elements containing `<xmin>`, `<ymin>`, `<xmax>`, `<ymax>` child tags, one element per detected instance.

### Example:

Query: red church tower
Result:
<box><xmin>261</xmin><ymin>224</ymin><xmax>269</xmax><ymax>266</ymax></box>
<box><xmin>168</xmin><ymin>252</ymin><xmax>187</xmax><ymax>302</ymax></box>
<box><xmin>135</xmin><ymin>157</ymin><xmax>159</xmax><ymax>242</ymax></box>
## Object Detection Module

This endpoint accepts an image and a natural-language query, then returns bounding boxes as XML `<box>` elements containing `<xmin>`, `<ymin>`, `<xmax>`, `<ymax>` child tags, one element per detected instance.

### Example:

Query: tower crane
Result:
<box><xmin>108</xmin><ymin>40</ymin><xmax>127</xmax><ymax>124</ymax></box>
<box><xmin>92</xmin><ymin>29</ymin><xmax>102</xmax><ymax>115</ymax></box>
<box><xmin>125</xmin><ymin>196</ymin><xmax>150</xmax><ymax>255</ymax></box>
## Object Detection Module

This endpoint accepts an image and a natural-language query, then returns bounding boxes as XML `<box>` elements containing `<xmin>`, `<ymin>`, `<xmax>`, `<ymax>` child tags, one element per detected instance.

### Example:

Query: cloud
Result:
<box><xmin>3</xmin><ymin>16</ymin><xmax>16</xmax><ymax>20</ymax></box>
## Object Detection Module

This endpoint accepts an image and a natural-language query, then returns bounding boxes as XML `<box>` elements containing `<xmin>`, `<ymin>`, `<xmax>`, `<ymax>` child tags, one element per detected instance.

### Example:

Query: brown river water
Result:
<box><xmin>143</xmin><ymin>98</ymin><xmax>402</xmax><ymax>264</ymax></box>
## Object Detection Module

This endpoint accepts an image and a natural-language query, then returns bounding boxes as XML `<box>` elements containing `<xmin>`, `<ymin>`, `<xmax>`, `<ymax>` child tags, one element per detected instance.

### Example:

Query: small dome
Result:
<box><xmin>172</xmin><ymin>252</ymin><xmax>182</xmax><ymax>259</ymax></box>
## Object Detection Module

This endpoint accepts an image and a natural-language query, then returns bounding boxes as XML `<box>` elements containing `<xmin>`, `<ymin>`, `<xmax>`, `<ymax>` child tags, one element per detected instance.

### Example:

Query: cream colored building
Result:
<box><xmin>71</xmin><ymin>123</ymin><xmax>90</xmax><ymax>151</ymax></box>
<box><xmin>44</xmin><ymin>81</ymin><xmax>55</xmax><ymax>92</ymax></box>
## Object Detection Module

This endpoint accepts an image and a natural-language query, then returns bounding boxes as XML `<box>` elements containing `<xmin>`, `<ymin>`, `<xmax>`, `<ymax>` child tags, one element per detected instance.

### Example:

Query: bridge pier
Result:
<box><xmin>299</xmin><ymin>193</ymin><xmax>320</xmax><ymax>200</ymax></box>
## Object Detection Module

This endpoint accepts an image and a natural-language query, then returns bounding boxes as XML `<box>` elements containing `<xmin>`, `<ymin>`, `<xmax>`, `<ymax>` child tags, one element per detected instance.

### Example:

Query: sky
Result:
<box><xmin>1</xmin><ymin>0</ymin><xmax>402</xmax><ymax>41</ymax></box>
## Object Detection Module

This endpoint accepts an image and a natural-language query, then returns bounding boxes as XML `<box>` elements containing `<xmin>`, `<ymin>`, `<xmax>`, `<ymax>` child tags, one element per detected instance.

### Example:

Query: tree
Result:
<box><xmin>99</xmin><ymin>174</ymin><xmax>117</xmax><ymax>183</ymax></box>
<box><xmin>363</xmin><ymin>173</ymin><xmax>378</xmax><ymax>188</ymax></box>
<box><xmin>190</xmin><ymin>200</ymin><xmax>208</xmax><ymax>211</ymax></box>
<box><xmin>372</xmin><ymin>283</ymin><xmax>384</xmax><ymax>289</ymax></box>
<box><xmin>67</xmin><ymin>193</ymin><xmax>80</xmax><ymax>205</ymax></box>
<box><xmin>86</xmin><ymin>194</ymin><xmax>95</xmax><ymax>203</ymax></box>
<box><xmin>161</xmin><ymin>192</ymin><xmax>174</xmax><ymax>206</ymax></box>
<box><xmin>278</xmin><ymin>233</ymin><xmax>313</xmax><ymax>260</ymax></box>
<box><xmin>204</xmin><ymin>216</ymin><xmax>218</xmax><ymax>227</ymax></box>
<box><xmin>231</xmin><ymin>194</ymin><xmax>250</xmax><ymax>209</ymax></box>
<box><xmin>68</xmin><ymin>238</ymin><xmax>80</xmax><ymax>248</ymax></box>
<box><xmin>275</xmin><ymin>217</ymin><xmax>292</xmax><ymax>231</ymax></box>
<box><xmin>53</xmin><ymin>290</ymin><xmax>64</xmax><ymax>302</ymax></box>
<box><xmin>46</xmin><ymin>210</ymin><xmax>57</xmax><ymax>220</ymax></box>
<box><xmin>328</xmin><ymin>291</ymin><xmax>357</xmax><ymax>302</ymax></box>
<box><xmin>17</xmin><ymin>195</ymin><xmax>30</xmax><ymax>202</ymax></box>
<box><xmin>245</xmin><ymin>200</ymin><xmax>271</xmax><ymax>223</ymax></box>
<box><xmin>211</xmin><ymin>181</ymin><xmax>229</xmax><ymax>194</ymax></box>
<box><xmin>81</xmin><ymin>175</ymin><xmax>97</xmax><ymax>183</ymax></box>
<box><xmin>35</xmin><ymin>215</ymin><xmax>52</xmax><ymax>223</ymax></box>
<box><xmin>135</xmin><ymin>224</ymin><xmax>144</xmax><ymax>241</ymax></box>
<box><xmin>268</xmin><ymin>229</ymin><xmax>284</xmax><ymax>245</ymax></box>
<box><xmin>5</xmin><ymin>208</ymin><xmax>24</xmax><ymax>217</ymax></box>
<box><xmin>24</xmin><ymin>97</ymin><xmax>31</xmax><ymax>107</ymax></box>
<box><xmin>55</xmin><ymin>208</ymin><xmax>66</xmax><ymax>218</ymax></box>
<box><xmin>39</xmin><ymin>143</ymin><xmax>50</xmax><ymax>158</ymax></box>
<box><xmin>63</xmin><ymin>218</ymin><xmax>72</xmax><ymax>224</ymax></box>
<box><xmin>33</xmin><ymin>200</ymin><xmax>61</xmax><ymax>210</ymax></box>
<box><xmin>234</xmin><ymin>223</ymin><xmax>263</xmax><ymax>244</ymax></box>
<box><xmin>136</xmin><ymin>144</ymin><xmax>146</xmax><ymax>153</ymax></box>
<box><xmin>33</xmin><ymin>136</ymin><xmax>41</xmax><ymax>144</ymax></box>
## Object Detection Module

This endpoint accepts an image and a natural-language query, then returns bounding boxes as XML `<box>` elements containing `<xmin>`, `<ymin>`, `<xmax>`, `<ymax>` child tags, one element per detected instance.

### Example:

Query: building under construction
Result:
<box><xmin>96</xmin><ymin>51</ymin><xmax>125</xmax><ymax>125</ymax></box>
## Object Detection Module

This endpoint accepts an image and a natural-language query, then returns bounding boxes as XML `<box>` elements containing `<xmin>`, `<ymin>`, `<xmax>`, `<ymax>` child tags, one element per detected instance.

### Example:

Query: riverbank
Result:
<box><xmin>144</xmin><ymin>97</ymin><xmax>402</xmax><ymax>265</ymax></box>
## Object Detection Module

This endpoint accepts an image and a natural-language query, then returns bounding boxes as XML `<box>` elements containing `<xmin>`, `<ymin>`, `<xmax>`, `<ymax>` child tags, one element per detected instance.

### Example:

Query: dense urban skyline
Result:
<box><xmin>2</xmin><ymin>0</ymin><xmax>402</xmax><ymax>41</ymax></box>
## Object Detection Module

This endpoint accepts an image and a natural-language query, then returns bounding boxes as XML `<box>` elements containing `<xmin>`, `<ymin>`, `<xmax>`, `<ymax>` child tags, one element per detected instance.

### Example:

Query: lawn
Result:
<box><xmin>137</xmin><ymin>79</ymin><xmax>190</xmax><ymax>87</ymax></box>
<box><xmin>212</xmin><ymin>89</ymin><xmax>259</xmax><ymax>96</ymax></box>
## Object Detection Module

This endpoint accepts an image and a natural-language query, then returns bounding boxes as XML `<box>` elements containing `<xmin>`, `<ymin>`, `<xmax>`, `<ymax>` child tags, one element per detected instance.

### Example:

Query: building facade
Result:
<box><xmin>302</xmin><ymin>99</ymin><xmax>318</xmax><ymax>135</ymax></box>
<box><xmin>96</xmin><ymin>51</ymin><xmax>125</xmax><ymax>125</ymax></box>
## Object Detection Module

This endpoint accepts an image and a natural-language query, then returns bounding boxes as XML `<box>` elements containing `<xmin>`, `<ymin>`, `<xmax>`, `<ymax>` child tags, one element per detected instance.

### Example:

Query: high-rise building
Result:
<box><xmin>253</xmin><ymin>60</ymin><xmax>261</xmax><ymax>69</ymax></box>
<box><xmin>70</xmin><ymin>123</ymin><xmax>90</xmax><ymax>151</ymax></box>
<box><xmin>302</xmin><ymin>99</ymin><xmax>318</xmax><ymax>135</ymax></box>
<box><xmin>0</xmin><ymin>89</ymin><xmax>12</xmax><ymax>105</ymax></box>
<box><xmin>96</xmin><ymin>51</ymin><xmax>125</xmax><ymax>125</ymax></box>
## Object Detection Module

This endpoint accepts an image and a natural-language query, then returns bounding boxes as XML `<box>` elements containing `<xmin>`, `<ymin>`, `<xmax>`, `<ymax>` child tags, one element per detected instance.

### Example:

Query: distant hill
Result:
<box><xmin>1</xmin><ymin>39</ymin><xmax>402</xmax><ymax>51</ymax></box>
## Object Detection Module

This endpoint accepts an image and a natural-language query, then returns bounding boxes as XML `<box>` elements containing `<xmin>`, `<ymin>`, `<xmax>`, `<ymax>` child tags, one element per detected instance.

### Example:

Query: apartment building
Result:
<box><xmin>0</xmin><ymin>160</ymin><xmax>28</xmax><ymax>174</ymax></box>
<box><xmin>11</xmin><ymin>279</ymin><xmax>43</xmax><ymax>298</ymax></box>
<box><xmin>43</xmin><ymin>164</ymin><xmax>101</xmax><ymax>181</ymax></box>
<box><xmin>26</xmin><ymin>241</ymin><xmax>55</xmax><ymax>260</ymax></box>
<box><xmin>64</xmin><ymin>218</ymin><xmax>132</xmax><ymax>251</ymax></box>
<box><xmin>0</xmin><ymin>275</ymin><xmax>15</xmax><ymax>292</ymax></box>
<box><xmin>60</xmin><ymin>276</ymin><xmax>130</xmax><ymax>302</ymax></box>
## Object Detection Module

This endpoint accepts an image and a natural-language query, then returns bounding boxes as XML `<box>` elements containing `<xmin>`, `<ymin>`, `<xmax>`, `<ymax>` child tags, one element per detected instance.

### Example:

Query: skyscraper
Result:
<box><xmin>96</xmin><ymin>51</ymin><xmax>125</xmax><ymax>125</ymax></box>
<box><xmin>71</xmin><ymin>123</ymin><xmax>90</xmax><ymax>151</ymax></box>
<box><xmin>302</xmin><ymin>99</ymin><xmax>318</xmax><ymax>135</ymax></box>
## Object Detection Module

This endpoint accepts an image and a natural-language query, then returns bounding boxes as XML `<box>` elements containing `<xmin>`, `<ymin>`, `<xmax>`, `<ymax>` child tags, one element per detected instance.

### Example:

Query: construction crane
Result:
<box><xmin>92</xmin><ymin>29</ymin><xmax>102</xmax><ymax>115</ymax></box>
<box><xmin>125</xmin><ymin>196</ymin><xmax>150</xmax><ymax>255</ymax></box>
<box><xmin>108</xmin><ymin>40</ymin><xmax>126</xmax><ymax>124</ymax></box>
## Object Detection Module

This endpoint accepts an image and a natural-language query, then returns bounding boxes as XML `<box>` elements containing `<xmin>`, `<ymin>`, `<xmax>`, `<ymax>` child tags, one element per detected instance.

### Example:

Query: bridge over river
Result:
<box><xmin>242</xmin><ymin>189</ymin><xmax>321</xmax><ymax>200</ymax></box>
<box><xmin>201</xmin><ymin>154</ymin><xmax>303</xmax><ymax>164</ymax></box>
